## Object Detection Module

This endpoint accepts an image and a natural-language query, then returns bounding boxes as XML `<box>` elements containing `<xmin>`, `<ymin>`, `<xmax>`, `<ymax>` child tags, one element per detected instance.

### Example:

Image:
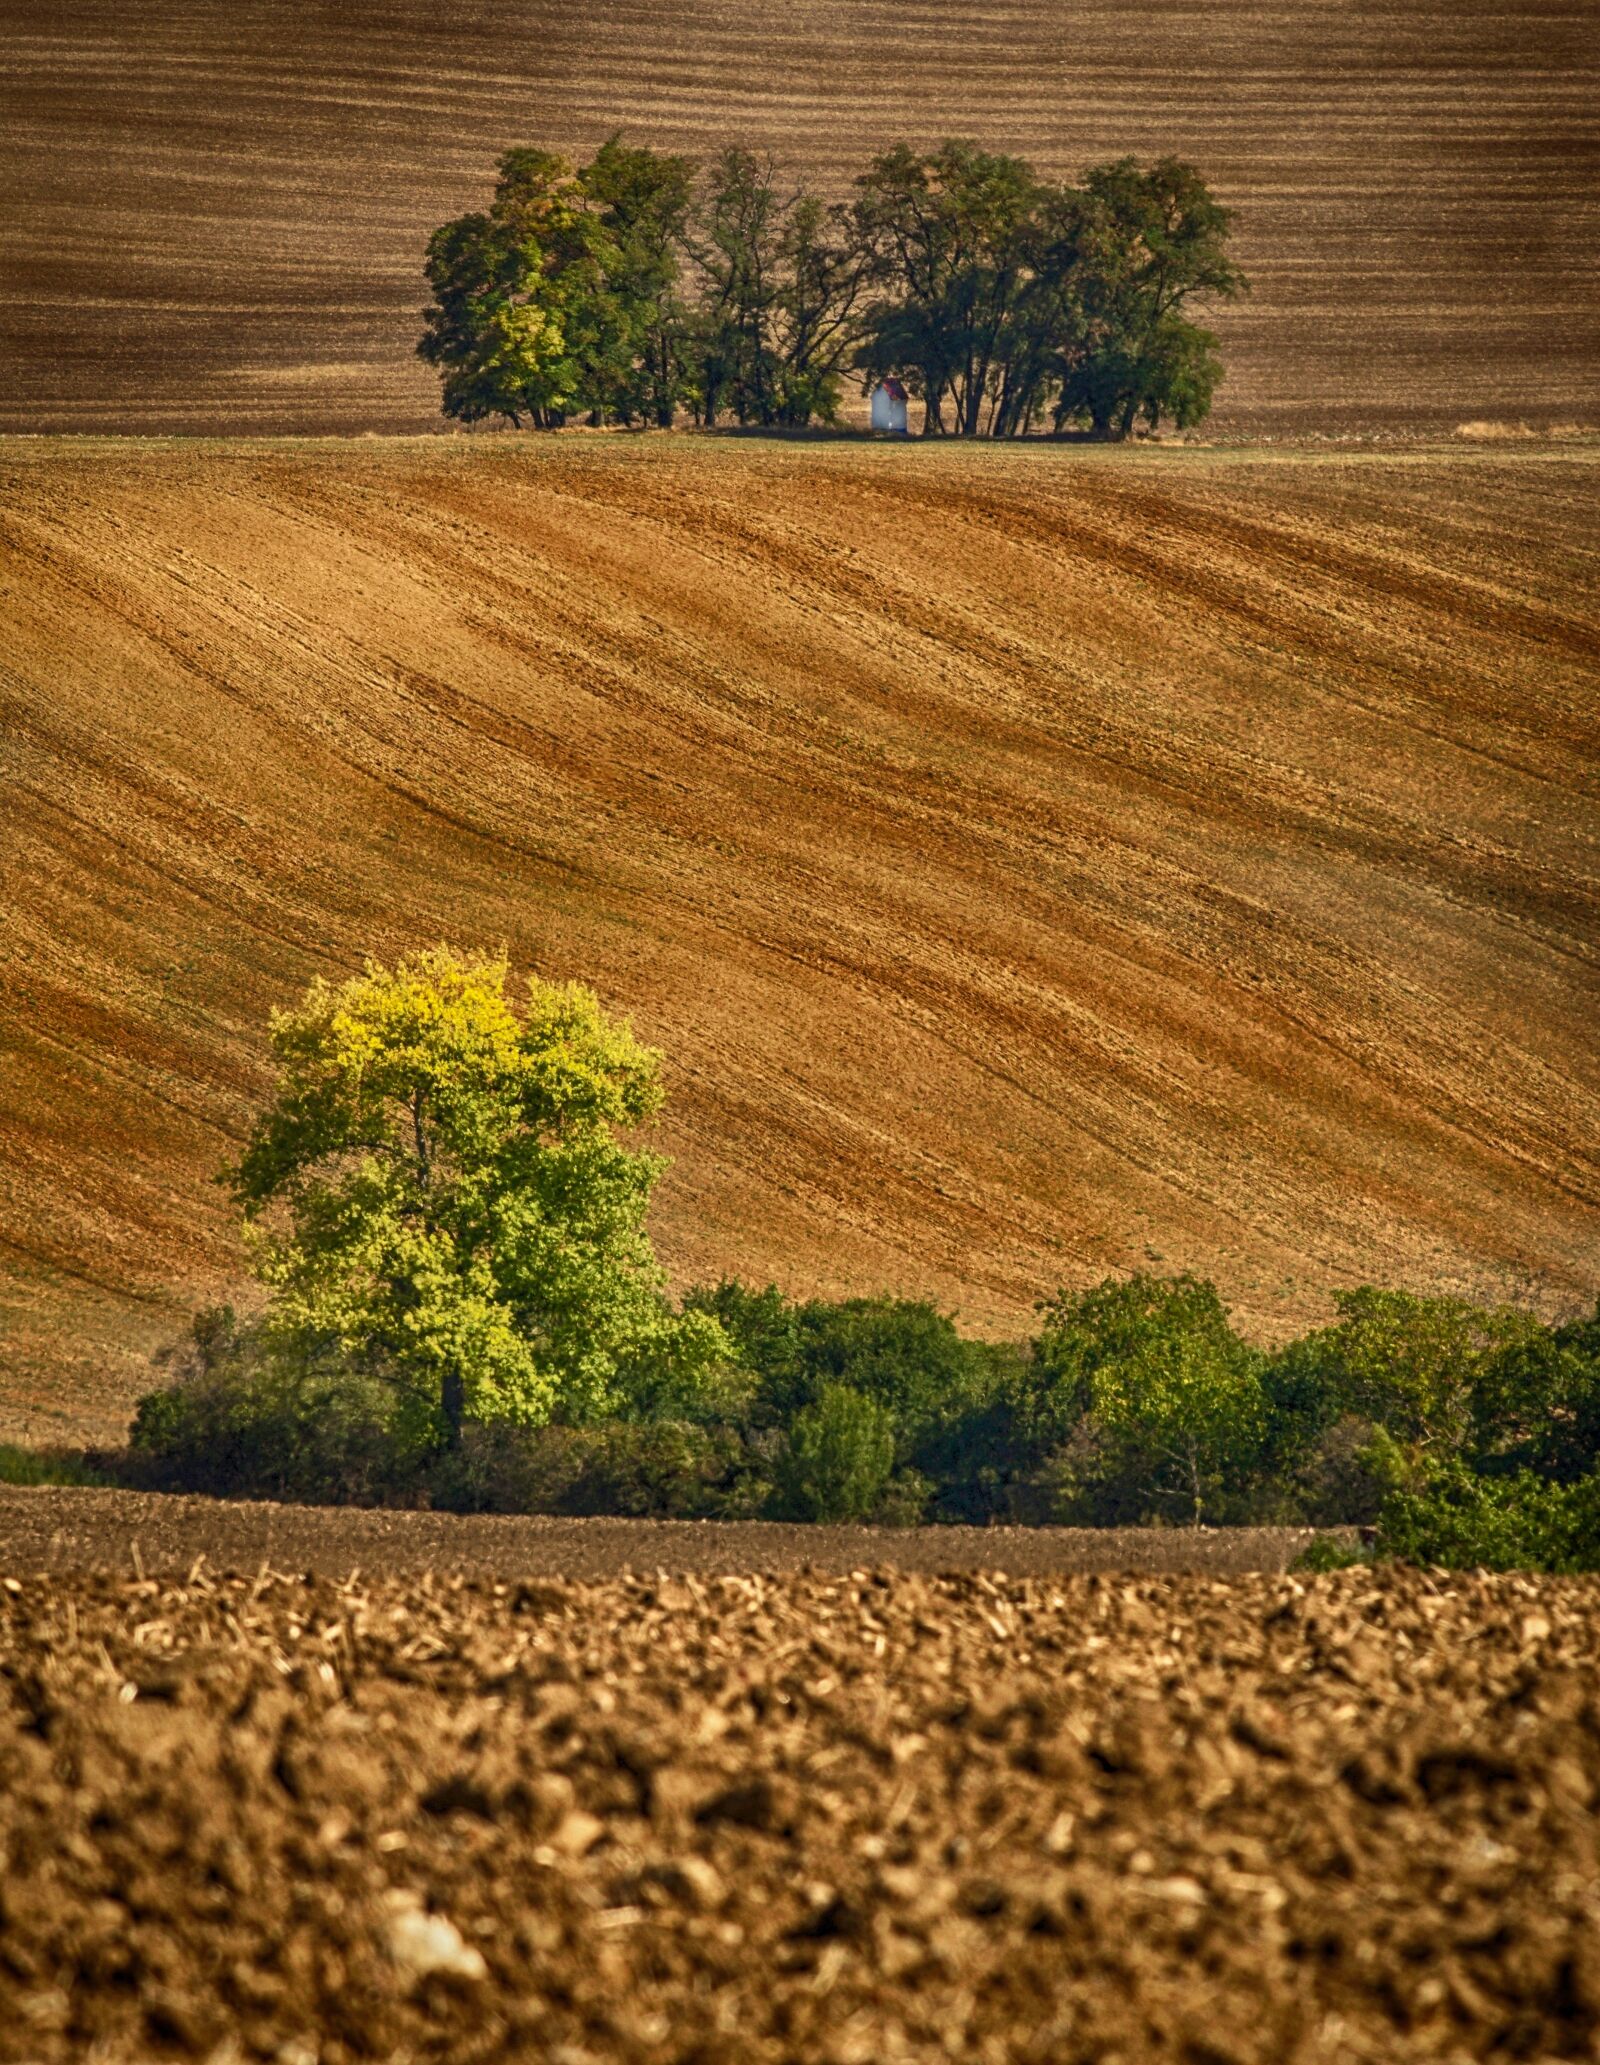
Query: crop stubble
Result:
<box><xmin>1</xmin><ymin>436</ymin><xmax>1597</xmax><ymax>1437</ymax></box>
<box><xmin>0</xmin><ymin>1509</ymin><xmax>1596</xmax><ymax>2063</ymax></box>
<box><xmin>0</xmin><ymin>0</ymin><xmax>1597</xmax><ymax>435</ymax></box>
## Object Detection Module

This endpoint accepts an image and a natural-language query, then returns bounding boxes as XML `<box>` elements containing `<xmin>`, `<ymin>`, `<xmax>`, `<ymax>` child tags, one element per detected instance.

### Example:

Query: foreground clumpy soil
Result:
<box><xmin>1</xmin><ymin>1565</ymin><xmax>1597</xmax><ymax>2063</ymax></box>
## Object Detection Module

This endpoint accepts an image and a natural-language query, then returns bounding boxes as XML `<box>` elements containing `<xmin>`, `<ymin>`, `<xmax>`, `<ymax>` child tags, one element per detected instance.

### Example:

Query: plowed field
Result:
<box><xmin>0</xmin><ymin>1488</ymin><xmax>1338</xmax><ymax>1582</ymax></box>
<box><xmin>1</xmin><ymin>0</ymin><xmax>1597</xmax><ymax>435</ymax></box>
<box><xmin>1</xmin><ymin>1540</ymin><xmax>1597</xmax><ymax>2063</ymax></box>
<box><xmin>2</xmin><ymin>436</ymin><xmax>1597</xmax><ymax>1439</ymax></box>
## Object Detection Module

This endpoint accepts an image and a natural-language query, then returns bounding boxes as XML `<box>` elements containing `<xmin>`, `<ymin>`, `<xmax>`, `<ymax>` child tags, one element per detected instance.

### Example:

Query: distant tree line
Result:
<box><xmin>417</xmin><ymin>139</ymin><xmax>1245</xmax><ymax>439</ymax></box>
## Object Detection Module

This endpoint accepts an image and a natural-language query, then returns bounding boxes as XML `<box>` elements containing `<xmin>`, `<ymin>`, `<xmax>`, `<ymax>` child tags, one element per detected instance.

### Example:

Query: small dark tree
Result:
<box><xmin>1052</xmin><ymin>157</ymin><xmax>1244</xmax><ymax>439</ymax></box>
<box><xmin>580</xmin><ymin>136</ymin><xmax>696</xmax><ymax>427</ymax></box>
<box><xmin>685</xmin><ymin>148</ymin><xmax>786</xmax><ymax>426</ymax></box>
<box><xmin>773</xmin><ymin>194</ymin><xmax>870</xmax><ymax>426</ymax></box>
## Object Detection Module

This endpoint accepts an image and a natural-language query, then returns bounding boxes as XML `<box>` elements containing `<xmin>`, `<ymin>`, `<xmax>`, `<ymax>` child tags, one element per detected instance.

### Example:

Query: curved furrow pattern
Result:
<box><xmin>0</xmin><ymin>0</ymin><xmax>1596</xmax><ymax>432</ymax></box>
<box><xmin>0</xmin><ymin>436</ymin><xmax>1596</xmax><ymax>1438</ymax></box>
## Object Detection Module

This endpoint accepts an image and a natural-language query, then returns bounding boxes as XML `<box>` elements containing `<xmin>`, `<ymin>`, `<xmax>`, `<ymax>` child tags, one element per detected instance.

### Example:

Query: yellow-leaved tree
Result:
<box><xmin>228</xmin><ymin>947</ymin><xmax>728</xmax><ymax>1448</ymax></box>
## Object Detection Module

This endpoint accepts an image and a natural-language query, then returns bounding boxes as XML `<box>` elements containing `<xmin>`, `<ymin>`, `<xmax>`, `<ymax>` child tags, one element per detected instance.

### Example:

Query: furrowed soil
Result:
<box><xmin>0</xmin><ymin>1531</ymin><xmax>1596</xmax><ymax>2063</ymax></box>
<box><xmin>1</xmin><ymin>0</ymin><xmax>1597</xmax><ymax>436</ymax></box>
<box><xmin>2</xmin><ymin>436</ymin><xmax>1598</xmax><ymax>1438</ymax></box>
<box><xmin>0</xmin><ymin>1488</ymin><xmax>1339</xmax><ymax>1582</ymax></box>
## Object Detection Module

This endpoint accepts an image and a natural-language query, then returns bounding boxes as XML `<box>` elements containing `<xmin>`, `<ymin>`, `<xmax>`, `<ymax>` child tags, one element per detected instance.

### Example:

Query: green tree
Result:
<box><xmin>684</xmin><ymin>148</ymin><xmax>786</xmax><ymax>425</ymax></box>
<box><xmin>679</xmin><ymin>153</ymin><xmax>867</xmax><ymax>429</ymax></box>
<box><xmin>1474</xmin><ymin>1300</ymin><xmax>1600</xmax><ymax>1482</ymax></box>
<box><xmin>1273</xmin><ymin>1288</ymin><xmax>1544</xmax><ymax>1464</ymax></box>
<box><xmin>1030</xmin><ymin>1274</ymin><xmax>1265</xmax><ymax>1524</ymax></box>
<box><xmin>793</xmin><ymin>1295</ymin><xmax>991</xmax><ymax>1451</ymax></box>
<box><xmin>772</xmin><ymin>193</ymin><xmax>869</xmax><ymax>426</ymax></box>
<box><xmin>580</xmin><ymin>136</ymin><xmax>697</xmax><ymax>426</ymax></box>
<box><xmin>853</xmin><ymin>140</ymin><xmax>1042</xmax><ymax>436</ymax></box>
<box><xmin>418</xmin><ymin>148</ymin><xmax>615</xmax><ymax>427</ymax></box>
<box><xmin>682</xmin><ymin>1279</ymin><xmax>803</xmax><ymax>1416</ymax></box>
<box><xmin>1052</xmin><ymin>157</ymin><xmax>1244</xmax><ymax>438</ymax></box>
<box><xmin>230</xmin><ymin>947</ymin><xmax>725</xmax><ymax>1448</ymax></box>
<box><xmin>774</xmin><ymin>1383</ymin><xmax>896</xmax><ymax>1521</ymax></box>
<box><xmin>419</xmin><ymin>142</ymin><xmax>699</xmax><ymax>429</ymax></box>
<box><xmin>1376</xmin><ymin>1461</ymin><xmax>1600</xmax><ymax>1573</ymax></box>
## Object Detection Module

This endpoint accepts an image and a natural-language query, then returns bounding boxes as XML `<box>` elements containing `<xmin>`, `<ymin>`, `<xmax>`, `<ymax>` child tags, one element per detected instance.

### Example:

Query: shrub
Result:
<box><xmin>794</xmin><ymin>1296</ymin><xmax>994</xmax><ymax>1450</ymax></box>
<box><xmin>131</xmin><ymin>1264</ymin><xmax>1594</xmax><ymax>1534</ymax></box>
<box><xmin>1376</xmin><ymin>1463</ymin><xmax>1600</xmax><ymax>1573</ymax></box>
<box><xmin>1294</xmin><ymin>1534</ymin><xmax>1370</xmax><ymax>1573</ymax></box>
<box><xmin>427</xmin><ymin>1419</ymin><xmax>771</xmax><ymax>1519</ymax></box>
<box><xmin>1269</xmin><ymin>1288</ymin><xmax>1542</xmax><ymax>1465</ymax></box>
<box><xmin>1288</xmin><ymin>1416</ymin><xmax>1408</xmax><ymax>1527</ymax></box>
<box><xmin>1026</xmin><ymin>1418</ymin><xmax>1151</xmax><ymax>1528</ymax></box>
<box><xmin>1472</xmin><ymin>1309</ymin><xmax>1600</xmax><ymax>1481</ymax></box>
<box><xmin>681</xmin><ymin>1280</ymin><xmax>803</xmax><ymax>1426</ymax></box>
<box><xmin>130</xmin><ymin>1308</ymin><xmax>402</xmax><ymax>1504</ymax></box>
<box><xmin>772</xmin><ymin>1384</ymin><xmax>895</xmax><ymax>1522</ymax></box>
<box><xmin>0</xmin><ymin>1445</ymin><xmax>106</xmax><ymax>1488</ymax></box>
<box><xmin>683</xmin><ymin>1280</ymin><xmax>1020</xmax><ymax>1515</ymax></box>
<box><xmin>912</xmin><ymin>1380</ymin><xmax>1029</xmax><ymax>1523</ymax></box>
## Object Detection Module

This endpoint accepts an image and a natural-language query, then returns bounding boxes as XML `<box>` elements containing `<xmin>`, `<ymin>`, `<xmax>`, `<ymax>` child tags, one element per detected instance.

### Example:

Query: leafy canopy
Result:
<box><xmin>230</xmin><ymin>947</ymin><xmax>725</xmax><ymax>1445</ymax></box>
<box><xmin>419</xmin><ymin>137</ymin><xmax>1241</xmax><ymax>436</ymax></box>
<box><xmin>1031</xmin><ymin>1273</ymin><xmax>1266</xmax><ymax>1523</ymax></box>
<box><xmin>1268</xmin><ymin>1287</ymin><xmax>1546</xmax><ymax>1462</ymax></box>
<box><xmin>773</xmin><ymin>1383</ymin><xmax>896</xmax><ymax>1522</ymax></box>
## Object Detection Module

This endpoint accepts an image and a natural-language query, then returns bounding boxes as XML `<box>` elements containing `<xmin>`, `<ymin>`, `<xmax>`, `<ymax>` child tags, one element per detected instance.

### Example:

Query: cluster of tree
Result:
<box><xmin>418</xmin><ymin>139</ymin><xmax>1244</xmax><ymax>439</ymax></box>
<box><xmin>133</xmin><ymin>1268</ymin><xmax>1600</xmax><ymax>1570</ymax></box>
<box><xmin>126</xmin><ymin>948</ymin><xmax>1600</xmax><ymax>1568</ymax></box>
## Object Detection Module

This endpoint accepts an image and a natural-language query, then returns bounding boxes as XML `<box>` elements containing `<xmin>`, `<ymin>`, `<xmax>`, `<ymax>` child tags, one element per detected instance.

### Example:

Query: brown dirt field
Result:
<box><xmin>1</xmin><ymin>0</ymin><xmax>1597</xmax><ymax>437</ymax></box>
<box><xmin>2</xmin><ymin>435</ymin><xmax>1598</xmax><ymax>1439</ymax></box>
<box><xmin>0</xmin><ymin>1488</ymin><xmax>1339</xmax><ymax>1581</ymax></box>
<box><xmin>1</xmin><ymin>1551</ymin><xmax>1597</xmax><ymax>2063</ymax></box>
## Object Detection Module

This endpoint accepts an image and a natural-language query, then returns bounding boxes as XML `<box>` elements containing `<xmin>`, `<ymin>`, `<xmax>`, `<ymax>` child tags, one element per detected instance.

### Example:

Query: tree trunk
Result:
<box><xmin>441</xmin><ymin>1365</ymin><xmax>465</xmax><ymax>1450</ymax></box>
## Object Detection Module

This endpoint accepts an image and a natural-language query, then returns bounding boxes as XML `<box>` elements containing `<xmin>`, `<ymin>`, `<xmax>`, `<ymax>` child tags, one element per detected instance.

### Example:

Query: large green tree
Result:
<box><xmin>418</xmin><ymin>142</ymin><xmax>696</xmax><ymax>428</ymax></box>
<box><xmin>580</xmin><ymin>136</ymin><xmax>697</xmax><ymax>426</ymax></box>
<box><xmin>230</xmin><ymin>947</ymin><xmax>726</xmax><ymax>1447</ymax></box>
<box><xmin>418</xmin><ymin>149</ymin><xmax>611</xmax><ymax>426</ymax></box>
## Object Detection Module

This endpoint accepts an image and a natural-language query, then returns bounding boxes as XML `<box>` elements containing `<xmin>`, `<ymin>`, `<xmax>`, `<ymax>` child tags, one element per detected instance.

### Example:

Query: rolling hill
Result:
<box><xmin>2</xmin><ymin>435</ymin><xmax>1597</xmax><ymax>1439</ymax></box>
<box><xmin>1</xmin><ymin>0</ymin><xmax>1597</xmax><ymax>436</ymax></box>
